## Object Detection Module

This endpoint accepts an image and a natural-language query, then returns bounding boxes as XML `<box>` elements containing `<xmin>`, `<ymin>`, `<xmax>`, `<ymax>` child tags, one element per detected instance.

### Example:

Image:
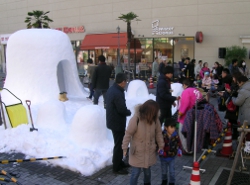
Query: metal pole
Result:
<box><xmin>118</xmin><ymin>27</ymin><xmax>120</xmax><ymax>65</ymax></box>
<box><xmin>0</xmin><ymin>94</ymin><xmax>7</xmax><ymax>129</ymax></box>
<box><xmin>134</xmin><ymin>38</ymin><xmax>136</xmax><ymax>78</ymax></box>
<box><xmin>172</xmin><ymin>38</ymin><xmax>175</xmax><ymax>80</ymax></box>
<box><xmin>115</xmin><ymin>26</ymin><xmax>122</xmax><ymax>75</ymax></box>
<box><xmin>194</xmin><ymin>99</ymin><xmax>197</xmax><ymax>162</ymax></box>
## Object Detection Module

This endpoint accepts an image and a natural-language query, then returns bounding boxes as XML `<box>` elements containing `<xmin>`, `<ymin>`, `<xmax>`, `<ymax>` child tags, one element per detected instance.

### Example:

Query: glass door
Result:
<box><xmin>173</xmin><ymin>37</ymin><xmax>194</xmax><ymax>62</ymax></box>
<box><xmin>154</xmin><ymin>38</ymin><xmax>173</xmax><ymax>63</ymax></box>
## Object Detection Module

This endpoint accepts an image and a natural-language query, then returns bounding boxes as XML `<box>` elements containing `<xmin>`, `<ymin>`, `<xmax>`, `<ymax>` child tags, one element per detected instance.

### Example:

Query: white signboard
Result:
<box><xmin>161</xmin><ymin>56</ymin><xmax>168</xmax><ymax>61</ymax></box>
<box><xmin>152</xmin><ymin>20</ymin><xmax>174</xmax><ymax>35</ymax></box>
<box><xmin>0</xmin><ymin>34</ymin><xmax>12</xmax><ymax>44</ymax></box>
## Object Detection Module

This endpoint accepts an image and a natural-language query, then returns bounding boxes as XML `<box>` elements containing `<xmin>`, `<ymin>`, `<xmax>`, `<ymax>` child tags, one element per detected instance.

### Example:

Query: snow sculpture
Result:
<box><xmin>126</xmin><ymin>80</ymin><xmax>149</xmax><ymax>98</ymax></box>
<box><xmin>69</xmin><ymin>105</ymin><xmax>112</xmax><ymax>148</ymax></box>
<box><xmin>36</xmin><ymin>100</ymin><xmax>67</xmax><ymax>128</ymax></box>
<box><xmin>4</xmin><ymin>29</ymin><xmax>85</xmax><ymax>104</ymax></box>
<box><xmin>171</xmin><ymin>83</ymin><xmax>183</xmax><ymax>115</ymax></box>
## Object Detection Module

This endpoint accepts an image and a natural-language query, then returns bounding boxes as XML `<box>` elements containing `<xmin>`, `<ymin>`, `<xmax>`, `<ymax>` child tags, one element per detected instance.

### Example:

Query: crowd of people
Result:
<box><xmin>83</xmin><ymin>55</ymin><xmax>250</xmax><ymax>185</ymax></box>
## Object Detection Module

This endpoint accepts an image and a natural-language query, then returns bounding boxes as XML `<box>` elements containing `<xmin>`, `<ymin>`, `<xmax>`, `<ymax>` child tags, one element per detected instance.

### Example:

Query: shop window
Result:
<box><xmin>154</xmin><ymin>38</ymin><xmax>173</xmax><ymax>63</ymax></box>
<box><xmin>139</xmin><ymin>38</ymin><xmax>153</xmax><ymax>63</ymax></box>
<box><xmin>173</xmin><ymin>37</ymin><xmax>194</xmax><ymax>62</ymax></box>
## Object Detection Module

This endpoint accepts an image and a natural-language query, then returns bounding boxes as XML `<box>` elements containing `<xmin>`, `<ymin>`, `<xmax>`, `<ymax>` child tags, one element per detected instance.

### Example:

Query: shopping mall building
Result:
<box><xmin>0</xmin><ymin>0</ymin><xmax>250</xmax><ymax>73</ymax></box>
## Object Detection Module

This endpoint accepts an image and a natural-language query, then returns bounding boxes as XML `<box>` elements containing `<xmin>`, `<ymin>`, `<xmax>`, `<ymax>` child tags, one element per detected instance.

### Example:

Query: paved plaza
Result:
<box><xmin>0</xmin><ymin>81</ymin><xmax>249</xmax><ymax>185</ymax></box>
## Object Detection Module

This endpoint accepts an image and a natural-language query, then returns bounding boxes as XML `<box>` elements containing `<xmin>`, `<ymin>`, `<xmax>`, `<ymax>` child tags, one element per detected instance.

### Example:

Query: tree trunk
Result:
<box><xmin>127</xmin><ymin>42</ymin><xmax>130</xmax><ymax>71</ymax></box>
<box><xmin>37</xmin><ymin>20</ymin><xmax>42</xmax><ymax>28</ymax></box>
<box><xmin>127</xmin><ymin>22</ymin><xmax>131</xmax><ymax>72</ymax></box>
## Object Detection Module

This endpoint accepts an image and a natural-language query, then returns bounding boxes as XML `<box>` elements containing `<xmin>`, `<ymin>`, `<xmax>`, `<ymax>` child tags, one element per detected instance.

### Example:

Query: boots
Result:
<box><xmin>169</xmin><ymin>183</ymin><xmax>175</xmax><ymax>185</ymax></box>
<box><xmin>59</xmin><ymin>92</ymin><xmax>68</xmax><ymax>102</ymax></box>
<box><xmin>161</xmin><ymin>180</ymin><xmax>167</xmax><ymax>185</ymax></box>
<box><xmin>144</xmin><ymin>183</ymin><xmax>151</xmax><ymax>185</ymax></box>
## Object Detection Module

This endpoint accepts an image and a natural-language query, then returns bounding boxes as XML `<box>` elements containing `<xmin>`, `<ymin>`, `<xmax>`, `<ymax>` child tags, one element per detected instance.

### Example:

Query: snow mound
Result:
<box><xmin>126</xmin><ymin>80</ymin><xmax>149</xmax><ymax>98</ymax></box>
<box><xmin>70</xmin><ymin>105</ymin><xmax>112</xmax><ymax>148</ymax></box>
<box><xmin>36</xmin><ymin>100</ymin><xmax>67</xmax><ymax>129</ymax></box>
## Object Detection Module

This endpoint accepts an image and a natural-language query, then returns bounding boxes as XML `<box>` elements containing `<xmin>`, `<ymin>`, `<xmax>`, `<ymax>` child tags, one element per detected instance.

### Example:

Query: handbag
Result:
<box><xmin>225</xmin><ymin>96</ymin><xmax>236</xmax><ymax>112</ymax></box>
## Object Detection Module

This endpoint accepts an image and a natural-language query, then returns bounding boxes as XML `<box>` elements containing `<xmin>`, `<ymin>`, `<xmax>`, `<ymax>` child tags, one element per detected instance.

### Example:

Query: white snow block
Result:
<box><xmin>126</xmin><ymin>80</ymin><xmax>149</xmax><ymax>98</ymax></box>
<box><xmin>4</xmin><ymin>29</ymin><xmax>85</xmax><ymax>104</ymax></box>
<box><xmin>36</xmin><ymin>100</ymin><xmax>67</xmax><ymax>128</ymax></box>
<box><xmin>69</xmin><ymin>105</ymin><xmax>111</xmax><ymax>148</ymax></box>
<box><xmin>171</xmin><ymin>83</ymin><xmax>183</xmax><ymax>115</ymax></box>
<box><xmin>171</xmin><ymin>83</ymin><xmax>183</xmax><ymax>97</ymax></box>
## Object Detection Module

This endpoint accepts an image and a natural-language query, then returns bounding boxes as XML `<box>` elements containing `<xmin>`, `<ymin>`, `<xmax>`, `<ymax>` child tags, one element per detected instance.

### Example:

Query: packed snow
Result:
<box><xmin>0</xmin><ymin>29</ymin><xmax>183</xmax><ymax>176</ymax></box>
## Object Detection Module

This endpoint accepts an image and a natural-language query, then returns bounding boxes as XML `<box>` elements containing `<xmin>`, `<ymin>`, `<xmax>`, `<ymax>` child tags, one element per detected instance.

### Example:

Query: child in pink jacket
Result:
<box><xmin>199</xmin><ymin>62</ymin><xmax>210</xmax><ymax>79</ymax></box>
<box><xmin>202</xmin><ymin>72</ymin><xmax>212</xmax><ymax>89</ymax></box>
<box><xmin>177</xmin><ymin>79</ymin><xmax>203</xmax><ymax>153</ymax></box>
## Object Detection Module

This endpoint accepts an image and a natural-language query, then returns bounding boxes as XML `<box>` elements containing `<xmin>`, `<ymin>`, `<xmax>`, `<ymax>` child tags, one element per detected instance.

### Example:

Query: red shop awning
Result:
<box><xmin>80</xmin><ymin>33</ymin><xmax>141</xmax><ymax>50</ymax></box>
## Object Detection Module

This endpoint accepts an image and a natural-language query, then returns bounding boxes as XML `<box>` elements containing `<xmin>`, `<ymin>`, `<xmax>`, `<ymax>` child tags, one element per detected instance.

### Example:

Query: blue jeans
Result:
<box><xmin>88</xmin><ymin>83</ymin><xmax>94</xmax><ymax>99</ymax></box>
<box><xmin>93</xmin><ymin>89</ymin><xmax>107</xmax><ymax>106</ymax></box>
<box><xmin>130</xmin><ymin>166</ymin><xmax>151</xmax><ymax>185</ymax></box>
<box><xmin>160</xmin><ymin>158</ymin><xmax>175</xmax><ymax>183</ymax></box>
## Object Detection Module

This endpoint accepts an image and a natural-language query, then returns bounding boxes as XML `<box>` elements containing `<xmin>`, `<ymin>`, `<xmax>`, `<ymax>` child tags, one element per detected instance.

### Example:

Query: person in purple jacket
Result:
<box><xmin>199</xmin><ymin>62</ymin><xmax>210</xmax><ymax>79</ymax></box>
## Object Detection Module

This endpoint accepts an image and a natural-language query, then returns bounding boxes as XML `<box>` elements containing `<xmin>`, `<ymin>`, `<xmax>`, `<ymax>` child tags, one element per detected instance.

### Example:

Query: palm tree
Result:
<box><xmin>25</xmin><ymin>10</ymin><xmax>53</xmax><ymax>29</ymax></box>
<box><xmin>118</xmin><ymin>12</ymin><xmax>140</xmax><ymax>73</ymax></box>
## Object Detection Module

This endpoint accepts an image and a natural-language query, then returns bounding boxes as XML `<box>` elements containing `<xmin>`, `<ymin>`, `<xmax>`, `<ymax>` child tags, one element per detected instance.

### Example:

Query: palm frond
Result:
<box><xmin>43</xmin><ymin>11</ymin><xmax>50</xmax><ymax>15</ymax></box>
<box><xmin>117</xmin><ymin>12</ymin><xmax>141</xmax><ymax>22</ymax></box>
<box><xmin>27</xmin><ymin>12</ymin><xmax>34</xmax><ymax>16</ymax></box>
<box><xmin>25</xmin><ymin>10</ymin><xmax>53</xmax><ymax>28</ymax></box>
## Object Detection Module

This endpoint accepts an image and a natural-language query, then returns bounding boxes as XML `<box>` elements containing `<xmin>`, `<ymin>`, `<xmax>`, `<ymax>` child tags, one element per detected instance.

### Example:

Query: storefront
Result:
<box><xmin>137</xmin><ymin>37</ymin><xmax>194</xmax><ymax>63</ymax></box>
<box><xmin>80</xmin><ymin>33</ymin><xmax>141</xmax><ymax>67</ymax></box>
<box><xmin>79</xmin><ymin>19</ymin><xmax>195</xmax><ymax>75</ymax></box>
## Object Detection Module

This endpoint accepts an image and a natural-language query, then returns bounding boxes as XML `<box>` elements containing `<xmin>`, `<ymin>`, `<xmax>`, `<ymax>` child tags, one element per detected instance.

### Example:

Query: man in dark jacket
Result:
<box><xmin>92</xmin><ymin>55</ymin><xmax>112</xmax><ymax>108</ymax></box>
<box><xmin>185</xmin><ymin>58</ymin><xmax>195</xmax><ymax>80</ymax></box>
<box><xmin>106</xmin><ymin>73</ymin><xmax>131</xmax><ymax>175</ymax></box>
<box><xmin>230</xmin><ymin>59</ymin><xmax>239</xmax><ymax>75</ymax></box>
<box><xmin>217</xmin><ymin>68</ymin><xmax>232</xmax><ymax>93</ymax></box>
<box><xmin>156</xmin><ymin>66</ymin><xmax>180</xmax><ymax>124</ymax></box>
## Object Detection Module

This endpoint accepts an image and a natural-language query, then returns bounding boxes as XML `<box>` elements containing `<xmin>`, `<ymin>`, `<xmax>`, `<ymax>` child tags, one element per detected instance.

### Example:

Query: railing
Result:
<box><xmin>124</xmin><ymin>69</ymin><xmax>135</xmax><ymax>81</ymax></box>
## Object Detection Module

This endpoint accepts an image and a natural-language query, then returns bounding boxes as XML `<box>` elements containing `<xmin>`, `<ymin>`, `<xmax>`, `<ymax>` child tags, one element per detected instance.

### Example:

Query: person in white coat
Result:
<box><xmin>194</xmin><ymin>60</ymin><xmax>202</xmax><ymax>77</ymax></box>
<box><xmin>152</xmin><ymin>57</ymin><xmax>159</xmax><ymax>77</ymax></box>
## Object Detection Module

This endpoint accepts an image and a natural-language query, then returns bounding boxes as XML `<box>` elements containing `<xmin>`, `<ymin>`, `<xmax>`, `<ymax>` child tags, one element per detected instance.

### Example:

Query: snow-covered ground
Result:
<box><xmin>0</xmin><ymin>29</ymin><xmax>183</xmax><ymax>176</ymax></box>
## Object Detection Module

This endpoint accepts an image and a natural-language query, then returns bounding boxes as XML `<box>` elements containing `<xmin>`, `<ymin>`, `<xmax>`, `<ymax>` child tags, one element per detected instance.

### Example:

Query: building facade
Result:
<box><xmin>0</xmin><ymin>0</ymin><xmax>250</xmax><ymax>73</ymax></box>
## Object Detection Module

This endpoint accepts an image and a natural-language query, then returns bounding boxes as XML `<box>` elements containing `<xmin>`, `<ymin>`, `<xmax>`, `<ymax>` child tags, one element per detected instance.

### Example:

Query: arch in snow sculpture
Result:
<box><xmin>4</xmin><ymin>29</ymin><xmax>85</xmax><ymax>104</ymax></box>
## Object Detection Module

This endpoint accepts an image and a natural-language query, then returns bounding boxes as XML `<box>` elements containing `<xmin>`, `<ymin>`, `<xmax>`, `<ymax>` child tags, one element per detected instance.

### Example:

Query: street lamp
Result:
<box><xmin>115</xmin><ymin>26</ymin><xmax>122</xmax><ymax>75</ymax></box>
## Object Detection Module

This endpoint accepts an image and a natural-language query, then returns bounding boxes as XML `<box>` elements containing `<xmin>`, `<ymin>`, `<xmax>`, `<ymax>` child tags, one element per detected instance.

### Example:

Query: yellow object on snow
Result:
<box><xmin>6</xmin><ymin>104</ymin><xmax>28</xmax><ymax>128</ymax></box>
